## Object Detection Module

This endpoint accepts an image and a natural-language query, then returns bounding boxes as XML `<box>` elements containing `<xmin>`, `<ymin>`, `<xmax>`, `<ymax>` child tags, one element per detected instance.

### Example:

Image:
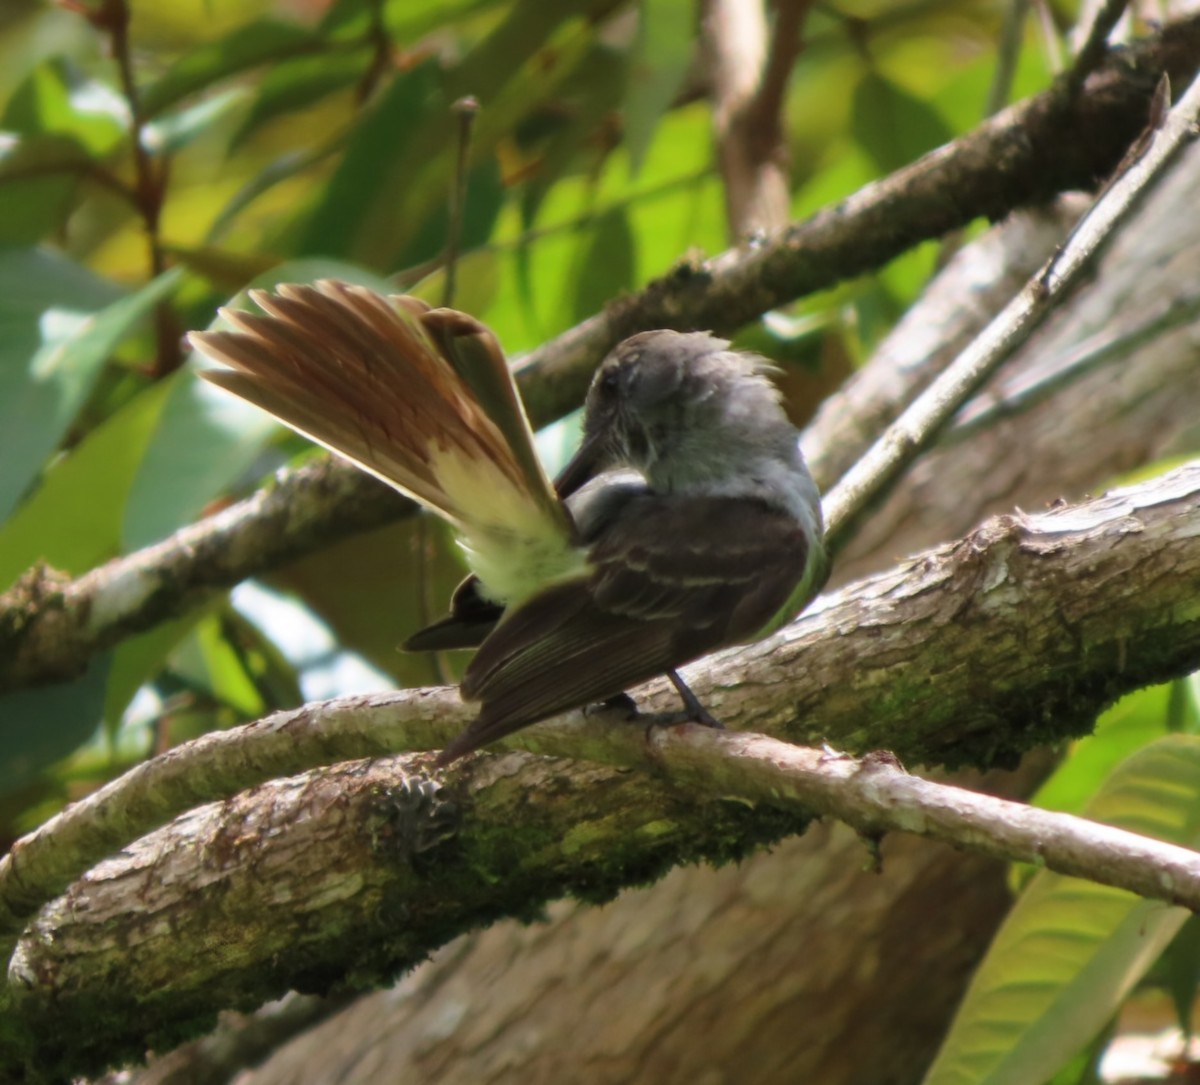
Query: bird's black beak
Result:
<box><xmin>554</xmin><ymin>427</ymin><xmax>609</xmax><ymax>499</ymax></box>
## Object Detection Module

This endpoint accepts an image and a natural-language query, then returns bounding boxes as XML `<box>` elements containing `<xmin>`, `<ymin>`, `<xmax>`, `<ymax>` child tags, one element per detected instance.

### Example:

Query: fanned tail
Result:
<box><xmin>189</xmin><ymin>280</ymin><xmax>577</xmax><ymax>605</ymax></box>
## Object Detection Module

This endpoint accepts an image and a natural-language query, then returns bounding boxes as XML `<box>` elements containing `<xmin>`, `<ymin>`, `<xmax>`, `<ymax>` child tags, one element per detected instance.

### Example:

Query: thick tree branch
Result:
<box><xmin>2</xmin><ymin>15</ymin><xmax>1198</xmax><ymax>696</ymax></box>
<box><xmin>4</xmin><ymin>460</ymin><xmax>1200</xmax><ymax>1069</ymax></box>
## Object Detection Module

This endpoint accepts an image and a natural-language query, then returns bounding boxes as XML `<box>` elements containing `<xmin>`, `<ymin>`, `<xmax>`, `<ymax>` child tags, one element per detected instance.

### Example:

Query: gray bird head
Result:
<box><xmin>556</xmin><ymin>329</ymin><xmax>802</xmax><ymax>499</ymax></box>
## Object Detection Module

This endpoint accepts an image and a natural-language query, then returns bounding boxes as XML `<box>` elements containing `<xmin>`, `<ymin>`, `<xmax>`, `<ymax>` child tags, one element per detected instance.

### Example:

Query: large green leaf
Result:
<box><xmin>300</xmin><ymin>2</ymin><xmax>605</xmax><ymax>269</ymax></box>
<box><xmin>0</xmin><ymin>654</ymin><xmax>112</xmax><ymax>800</ymax></box>
<box><xmin>852</xmin><ymin>70</ymin><xmax>953</xmax><ymax>176</ymax></box>
<box><xmin>294</xmin><ymin>60</ymin><xmax>440</xmax><ymax>261</ymax></box>
<box><xmin>320</xmin><ymin>0</ymin><xmax>502</xmax><ymax>40</ymax></box>
<box><xmin>1033</xmin><ymin>684</ymin><xmax>1178</xmax><ymax>816</ymax></box>
<box><xmin>103</xmin><ymin>608</ymin><xmax>216</xmax><ymax>732</ymax></box>
<box><xmin>3</xmin><ymin>60</ymin><xmax>125</xmax><ymax>156</ymax></box>
<box><xmin>169</xmin><ymin>611</ymin><xmax>268</xmax><ymax>718</ymax></box>
<box><xmin>0</xmin><ymin>250</ymin><xmax>162</xmax><ymax>524</ymax></box>
<box><xmin>229</xmin><ymin>52</ymin><xmax>366</xmax><ymax>149</ymax></box>
<box><xmin>124</xmin><ymin>259</ymin><xmax>396</xmax><ymax>550</ymax></box>
<box><xmin>921</xmin><ymin>736</ymin><xmax>1200</xmax><ymax>1085</ymax></box>
<box><xmin>570</xmin><ymin>203</ymin><xmax>635</xmax><ymax>322</ymax></box>
<box><xmin>0</xmin><ymin>135</ymin><xmax>90</xmax><ymax>245</ymax></box>
<box><xmin>622</xmin><ymin>0</ymin><xmax>694</xmax><ymax>174</ymax></box>
<box><xmin>145</xmin><ymin>88</ymin><xmax>249</xmax><ymax>156</ymax></box>
<box><xmin>141</xmin><ymin>19</ymin><xmax>321</xmax><ymax>118</ymax></box>
<box><xmin>0</xmin><ymin>376</ymin><xmax>173</xmax><ymax>590</ymax></box>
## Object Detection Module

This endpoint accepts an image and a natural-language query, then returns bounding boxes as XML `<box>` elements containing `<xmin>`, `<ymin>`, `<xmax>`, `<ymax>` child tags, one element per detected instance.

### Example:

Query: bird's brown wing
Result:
<box><xmin>437</xmin><ymin>495</ymin><xmax>810</xmax><ymax>763</ymax></box>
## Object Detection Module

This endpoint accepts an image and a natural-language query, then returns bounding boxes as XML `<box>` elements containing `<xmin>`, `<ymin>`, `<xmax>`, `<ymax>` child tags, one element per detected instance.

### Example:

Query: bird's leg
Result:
<box><xmin>667</xmin><ymin>670</ymin><xmax>723</xmax><ymax>729</ymax></box>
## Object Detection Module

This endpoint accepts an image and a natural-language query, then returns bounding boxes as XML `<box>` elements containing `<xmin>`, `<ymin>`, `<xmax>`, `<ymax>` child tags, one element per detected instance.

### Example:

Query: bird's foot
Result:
<box><xmin>667</xmin><ymin>669</ymin><xmax>724</xmax><ymax>730</ymax></box>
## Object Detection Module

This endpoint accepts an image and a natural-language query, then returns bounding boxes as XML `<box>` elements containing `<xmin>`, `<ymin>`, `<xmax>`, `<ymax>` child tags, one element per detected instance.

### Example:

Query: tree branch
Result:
<box><xmin>701</xmin><ymin>0</ymin><xmax>812</xmax><ymax>239</ymax></box>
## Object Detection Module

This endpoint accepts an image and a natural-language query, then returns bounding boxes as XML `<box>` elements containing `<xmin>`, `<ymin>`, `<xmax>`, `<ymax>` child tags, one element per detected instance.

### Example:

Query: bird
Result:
<box><xmin>188</xmin><ymin>280</ymin><xmax>827</xmax><ymax>765</ymax></box>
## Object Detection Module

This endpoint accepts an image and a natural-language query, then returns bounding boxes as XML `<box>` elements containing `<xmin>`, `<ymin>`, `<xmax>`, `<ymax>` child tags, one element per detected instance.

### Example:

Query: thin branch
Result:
<box><xmin>354</xmin><ymin>0</ymin><xmax>391</xmax><ymax>103</ymax></box>
<box><xmin>3</xmin><ymin>461</ymin><xmax>1200</xmax><ymax>971</ymax></box>
<box><xmin>702</xmin><ymin>0</ymin><xmax>813</xmax><ymax>239</ymax></box>
<box><xmin>1067</xmin><ymin>0</ymin><xmax>1132</xmax><ymax>95</ymax></box>
<box><xmin>820</xmin><ymin>64</ymin><xmax>1200</xmax><ymax>554</ymax></box>
<box><xmin>802</xmin><ymin>197</ymin><xmax>1087</xmax><ymax>489</ymax></box>
<box><xmin>442</xmin><ymin>96</ymin><xmax>479</xmax><ymax>309</ymax></box>
<box><xmin>985</xmin><ymin>0</ymin><xmax>1032</xmax><ymax>116</ymax></box>
<box><xmin>650</xmin><ymin>735</ymin><xmax>1200</xmax><ymax>912</ymax></box>
<box><xmin>947</xmin><ymin>285</ymin><xmax>1200</xmax><ymax>443</ymax></box>
<box><xmin>1031</xmin><ymin>0</ymin><xmax>1065</xmax><ymax>73</ymax></box>
<box><xmin>1</xmin><ymin>17</ymin><xmax>1198</xmax><ymax>695</ymax></box>
<box><xmin>94</xmin><ymin>0</ymin><xmax>180</xmax><ymax>375</ymax></box>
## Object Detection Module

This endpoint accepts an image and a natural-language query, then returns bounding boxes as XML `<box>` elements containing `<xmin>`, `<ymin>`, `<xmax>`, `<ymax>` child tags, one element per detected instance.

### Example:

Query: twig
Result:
<box><xmin>443</xmin><ymin>96</ymin><xmax>479</xmax><ymax>309</ymax></box>
<box><xmin>354</xmin><ymin>0</ymin><xmax>391</xmax><ymax>103</ymax></box>
<box><xmin>651</xmin><ymin>733</ymin><xmax>1200</xmax><ymax>912</ymax></box>
<box><xmin>947</xmin><ymin>286</ymin><xmax>1200</xmax><ymax>443</ymax></box>
<box><xmin>93</xmin><ymin>0</ymin><xmax>179</xmax><ymax>375</ymax></box>
<box><xmin>985</xmin><ymin>0</ymin><xmax>1032</xmax><ymax>116</ymax></box>
<box><xmin>1067</xmin><ymin>0</ymin><xmax>1132</xmax><ymax>95</ymax></box>
<box><xmin>820</xmin><ymin>66</ymin><xmax>1200</xmax><ymax>554</ymax></box>
<box><xmin>1032</xmin><ymin>0</ymin><xmax>1065</xmax><ymax>73</ymax></box>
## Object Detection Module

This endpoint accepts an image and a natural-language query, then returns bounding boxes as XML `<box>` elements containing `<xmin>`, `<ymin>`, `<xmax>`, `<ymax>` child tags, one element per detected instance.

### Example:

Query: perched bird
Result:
<box><xmin>189</xmin><ymin>281</ymin><xmax>827</xmax><ymax>764</ymax></box>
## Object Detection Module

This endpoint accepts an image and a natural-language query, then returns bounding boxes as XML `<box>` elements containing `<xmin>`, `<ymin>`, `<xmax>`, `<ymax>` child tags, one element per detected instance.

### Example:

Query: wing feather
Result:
<box><xmin>438</xmin><ymin>496</ymin><xmax>812</xmax><ymax>763</ymax></box>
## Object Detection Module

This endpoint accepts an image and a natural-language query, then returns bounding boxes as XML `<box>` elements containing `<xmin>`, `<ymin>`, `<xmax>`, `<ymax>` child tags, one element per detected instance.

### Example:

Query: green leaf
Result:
<box><xmin>295</xmin><ymin>60</ymin><xmax>440</xmax><ymax>262</ymax></box>
<box><xmin>1161</xmin><ymin>914</ymin><xmax>1200</xmax><ymax>1038</ymax></box>
<box><xmin>852</xmin><ymin>70</ymin><xmax>953</xmax><ymax>176</ymax></box>
<box><xmin>921</xmin><ymin>735</ymin><xmax>1200</xmax><ymax>1085</ymax></box>
<box><xmin>0</xmin><ymin>654</ymin><xmax>112</xmax><ymax>800</ymax></box>
<box><xmin>570</xmin><ymin>203</ymin><xmax>635</xmax><ymax>322</ymax></box>
<box><xmin>0</xmin><ymin>135</ymin><xmax>89</xmax><ymax>245</ymax></box>
<box><xmin>206</xmin><ymin>141</ymin><xmax>346</xmax><ymax>246</ymax></box>
<box><xmin>124</xmin><ymin>259</ymin><xmax>396</xmax><ymax>550</ymax></box>
<box><xmin>170</xmin><ymin>612</ymin><xmax>266</xmax><ymax>718</ymax></box>
<box><xmin>622</xmin><ymin>0</ymin><xmax>694</xmax><ymax>175</ymax></box>
<box><xmin>0</xmin><ymin>249</ymin><xmax>159</xmax><ymax>523</ymax></box>
<box><xmin>301</xmin><ymin>4</ymin><xmax>604</xmax><ymax>269</ymax></box>
<box><xmin>1033</xmin><ymin>684</ymin><xmax>1177</xmax><ymax>816</ymax></box>
<box><xmin>3</xmin><ymin>60</ymin><xmax>125</xmax><ymax>157</ymax></box>
<box><xmin>517</xmin><ymin>41</ymin><xmax>626</xmax><ymax>228</ymax></box>
<box><xmin>230</xmin><ymin>52</ymin><xmax>366</xmax><ymax>149</ymax></box>
<box><xmin>320</xmin><ymin>0</ymin><xmax>501</xmax><ymax>39</ymax></box>
<box><xmin>141</xmin><ymin>19</ymin><xmax>321</xmax><ymax>118</ymax></box>
<box><xmin>103</xmin><ymin>608</ymin><xmax>214</xmax><ymax>732</ymax></box>
<box><xmin>0</xmin><ymin>376</ymin><xmax>173</xmax><ymax>590</ymax></box>
<box><xmin>398</xmin><ymin>157</ymin><xmax>506</xmax><ymax>268</ymax></box>
<box><xmin>145</xmin><ymin>88</ymin><xmax>249</xmax><ymax>156</ymax></box>
<box><xmin>381</xmin><ymin>0</ymin><xmax>505</xmax><ymax>40</ymax></box>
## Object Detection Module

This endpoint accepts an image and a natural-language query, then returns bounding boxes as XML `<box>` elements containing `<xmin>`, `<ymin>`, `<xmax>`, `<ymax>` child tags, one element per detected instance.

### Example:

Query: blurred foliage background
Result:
<box><xmin>3</xmin><ymin>1</ymin><xmax>1200</xmax><ymax>1080</ymax></box>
